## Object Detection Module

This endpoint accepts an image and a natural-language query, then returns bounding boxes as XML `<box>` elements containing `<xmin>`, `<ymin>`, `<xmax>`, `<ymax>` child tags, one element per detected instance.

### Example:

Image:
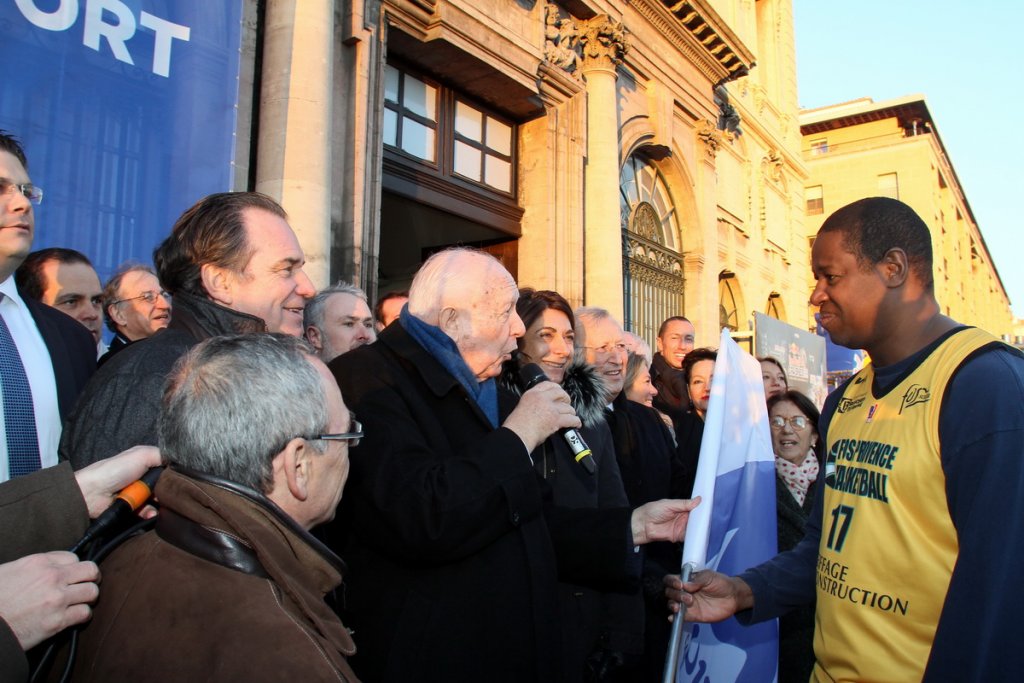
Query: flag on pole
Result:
<box><xmin>678</xmin><ymin>330</ymin><xmax>779</xmax><ymax>683</ymax></box>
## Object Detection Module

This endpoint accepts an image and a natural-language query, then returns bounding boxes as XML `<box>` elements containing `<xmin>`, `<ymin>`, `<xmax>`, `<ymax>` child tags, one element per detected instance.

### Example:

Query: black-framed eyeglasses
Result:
<box><xmin>313</xmin><ymin>419</ymin><xmax>363</xmax><ymax>448</ymax></box>
<box><xmin>769</xmin><ymin>415</ymin><xmax>809</xmax><ymax>431</ymax></box>
<box><xmin>0</xmin><ymin>177</ymin><xmax>43</xmax><ymax>205</ymax></box>
<box><xmin>112</xmin><ymin>290</ymin><xmax>170</xmax><ymax>306</ymax></box>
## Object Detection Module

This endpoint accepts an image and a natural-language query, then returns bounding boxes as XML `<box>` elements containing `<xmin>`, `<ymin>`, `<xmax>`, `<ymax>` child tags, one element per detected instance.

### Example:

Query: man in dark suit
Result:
<box><xmin>0</xmin><ymin>131</ymin><xmax>95</xmax><ymax>482</ymax></box>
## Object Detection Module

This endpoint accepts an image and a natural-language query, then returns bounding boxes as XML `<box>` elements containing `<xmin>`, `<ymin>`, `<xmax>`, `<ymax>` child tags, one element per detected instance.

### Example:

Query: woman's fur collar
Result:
<box><xmin>499</xmin><ymin>355</ymin><xmax>609</xmax><ymax>429</ymax></box>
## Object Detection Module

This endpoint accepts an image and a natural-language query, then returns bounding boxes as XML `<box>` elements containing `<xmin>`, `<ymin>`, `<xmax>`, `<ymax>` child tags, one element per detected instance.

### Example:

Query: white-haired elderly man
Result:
<box><xmin>575</xmin><ymin>306</ymin><xmax>693</xmax><ymax>681</ymax></box>
<box><xmin>303</xmin><ymin>281</ymin><xmax>376</xmax><ymax>363</ymax></box>
<box><xmin>66</xmin><ymin>334</ymin><xmax>360</xmax><ymax>682</ymax></box>
<box><xmin>326</xmin><ymin>247</ymin><xmax>699</xmax><ymax>683</ymax></box>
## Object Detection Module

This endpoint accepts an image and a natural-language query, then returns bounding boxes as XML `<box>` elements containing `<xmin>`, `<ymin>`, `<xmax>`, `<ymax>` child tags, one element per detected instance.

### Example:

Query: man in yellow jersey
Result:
<box><xmin>666</xmin><ymin>197</ymin><xmax>1024</xmax><ymax>681</ymax></box>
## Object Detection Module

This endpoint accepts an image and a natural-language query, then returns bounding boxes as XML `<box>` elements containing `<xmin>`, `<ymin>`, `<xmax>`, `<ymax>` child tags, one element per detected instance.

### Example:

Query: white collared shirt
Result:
<box><xmin>0</xmin><ymin>276</ymin><xmax>62</xmax><ymax>482</ymax></box>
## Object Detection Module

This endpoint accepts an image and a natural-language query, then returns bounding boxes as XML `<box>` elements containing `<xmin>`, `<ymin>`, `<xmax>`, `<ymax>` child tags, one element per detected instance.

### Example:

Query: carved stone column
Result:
<box><xmin>255</xmin><ymin>0</ymin><xmax>334</xmax><ymax>288</ymax></box>
<box><xmin>579</xmin><ymin>16</ymin><xmax>628</xmax><ymax>318</ymax></box>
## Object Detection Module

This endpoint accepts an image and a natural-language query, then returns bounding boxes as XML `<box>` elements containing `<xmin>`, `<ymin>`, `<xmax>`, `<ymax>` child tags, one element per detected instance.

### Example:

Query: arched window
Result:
<box><xmin>766</xmin><ymin>293</ymin><xmax>783</xmax><ymax>319</ymax></box>
<box><xmin>621</xmin><ymin>154</ymin><xmax>684</xmax><ymax>342</ymax></box>
<box><xmin>719</xmin><ymin>272</ymin><xmax>739</xmax><ymax>332</ymax></box>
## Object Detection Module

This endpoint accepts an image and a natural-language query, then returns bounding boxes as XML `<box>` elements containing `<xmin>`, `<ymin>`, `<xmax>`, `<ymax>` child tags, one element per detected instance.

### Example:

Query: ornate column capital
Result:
<box><xmin>579</xmin><ymin>15</ymin><xmax>629</xmax><ymax>72</ymax></box>
<box><xmin>696</xmin><ymin>119</ymin><xmax>732</xmax><ymax>159</ymax></box>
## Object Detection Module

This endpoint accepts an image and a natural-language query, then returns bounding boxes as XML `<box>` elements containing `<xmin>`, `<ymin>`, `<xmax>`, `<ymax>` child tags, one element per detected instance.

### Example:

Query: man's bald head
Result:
<box><xmin>408</xmin><ymin>248</ymin><xmax>500</xmax><ymax>323</ymax></box>
<box><xmin>408</xmin><ymin>248</ymin><xmax>524</xmax><ymax>380</ymax></box>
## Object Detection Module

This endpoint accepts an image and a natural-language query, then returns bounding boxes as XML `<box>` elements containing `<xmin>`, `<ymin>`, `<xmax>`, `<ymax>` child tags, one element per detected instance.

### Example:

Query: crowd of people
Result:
<box><xmin>3</xmin><ymin>120</ymin><xmax>1023</xmax><ymax>683</ymax></box>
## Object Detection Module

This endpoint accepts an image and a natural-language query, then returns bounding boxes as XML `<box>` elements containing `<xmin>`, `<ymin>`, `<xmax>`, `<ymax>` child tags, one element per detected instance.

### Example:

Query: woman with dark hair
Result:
<box><xmin>624</xmin><ymin>351</ymin><xmax>657</xmax><ymax>408</ymax></box>
<box><xmin>759</xmin><ymin>356</ymin><xmax>788</xmax><ymax>401</ymax></box>
<box><xmin>767</xmin><ymin>389</ymin><xmax>822</xmax><ymax>683</ymax></box>
<box><xmin>499</xmin><ymin>288</ymin><xmax>640</xmax><ymax>683</ymax></box>
<box><xmin>625</xmin><ymin>351</ymin><xmax>675</xmax><ymax>433</ymax></box>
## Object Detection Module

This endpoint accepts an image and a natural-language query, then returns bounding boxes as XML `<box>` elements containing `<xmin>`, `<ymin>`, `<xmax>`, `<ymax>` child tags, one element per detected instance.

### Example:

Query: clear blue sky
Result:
<box><xmin>793</xmin><ymin>1</ymin><xmax>1024</xmax><ymax>318</ymax></box>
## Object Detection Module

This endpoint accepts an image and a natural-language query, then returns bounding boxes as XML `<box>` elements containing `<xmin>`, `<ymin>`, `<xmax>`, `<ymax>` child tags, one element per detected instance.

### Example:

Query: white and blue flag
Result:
<box><xmin>678</xmin><ymin>330</ymin><xmax>779</xmax><ymax>683</ymax></box>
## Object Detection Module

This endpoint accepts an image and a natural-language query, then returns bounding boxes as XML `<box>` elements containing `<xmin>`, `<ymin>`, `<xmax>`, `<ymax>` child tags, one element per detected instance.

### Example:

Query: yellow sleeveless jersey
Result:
<box><xmin>812</xmin><ymin>327</ymin><xmax>1000</xmax><ymax>682</ymax></box>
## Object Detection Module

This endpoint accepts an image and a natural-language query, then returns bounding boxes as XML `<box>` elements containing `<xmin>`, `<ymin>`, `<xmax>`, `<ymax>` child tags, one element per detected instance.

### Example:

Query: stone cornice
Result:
<box><xmin>383</xmin><ymin>0</ymin><xmax>440</xmax><ymax>40</ymax></box>
<box><xmin>628</xmin><ymin>0</ymin><xmax>754</xmax><ymax>84</ymax></box>
<box><xmin>537</xmin><ymin>61</ymin><xmax>586</xmax><ymax>107</ymax></box>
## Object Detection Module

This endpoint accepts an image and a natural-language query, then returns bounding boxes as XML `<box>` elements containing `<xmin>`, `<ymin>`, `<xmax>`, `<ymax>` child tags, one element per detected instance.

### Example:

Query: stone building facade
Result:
<box><xmin>800</xmin><ymin>96</ymin><xmax>1014</xmax><ymax>340</ymax></box>
<box><xmin>247</xmin><ymin>0</ymin><xmax>811</xmax><ymax>348</ymax></box>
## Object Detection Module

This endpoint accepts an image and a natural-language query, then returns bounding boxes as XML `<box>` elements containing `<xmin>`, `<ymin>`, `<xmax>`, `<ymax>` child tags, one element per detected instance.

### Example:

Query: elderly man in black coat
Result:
<box><xmin>326</xmin><ymin>248</ymin><xmax>697</xmax><ymax>683</ymax></box>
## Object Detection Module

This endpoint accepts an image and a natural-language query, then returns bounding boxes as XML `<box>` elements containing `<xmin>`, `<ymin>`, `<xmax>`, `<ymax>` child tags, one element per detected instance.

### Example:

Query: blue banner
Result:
<box><xmin>753</xmin><ymin>312</ymin><xmax>828</xmax><ymax>408</ymax></box>
<box><xmin>813</xmin><ymin>314</ymin><xmax>868</xmax><ymax>392</ymax></box>
<box><xmin>0</xmin><ymin>0</ymin><xmax>243</xmax><ymax>283</ymax></box>
<box><xmin>679</xmin><ymin>330</ymin><xmax>778</xmax><ymax>683</ymax></box>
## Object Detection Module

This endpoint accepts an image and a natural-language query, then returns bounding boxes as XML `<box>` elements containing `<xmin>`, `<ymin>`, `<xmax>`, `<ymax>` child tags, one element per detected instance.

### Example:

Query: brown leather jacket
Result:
<box><xmin>67</xmin><ymin>467</ymin><xmax>359</xmax><ymax>682</ymax></box>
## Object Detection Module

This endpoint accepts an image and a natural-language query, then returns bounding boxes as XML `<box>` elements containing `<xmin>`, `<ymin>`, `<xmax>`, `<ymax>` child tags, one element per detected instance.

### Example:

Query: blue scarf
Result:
<box><xmin>400</xmin><ymin>306</ymin><xmax>499</xmax><ymax>427</ymax></box>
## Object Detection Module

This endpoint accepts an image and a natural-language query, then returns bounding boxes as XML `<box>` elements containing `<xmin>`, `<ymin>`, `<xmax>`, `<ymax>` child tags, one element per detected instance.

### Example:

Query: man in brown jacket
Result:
<box><xmin>68</xmin><ymin>334</ymin><xmax>360</xmax><ymax>682</ymax></box>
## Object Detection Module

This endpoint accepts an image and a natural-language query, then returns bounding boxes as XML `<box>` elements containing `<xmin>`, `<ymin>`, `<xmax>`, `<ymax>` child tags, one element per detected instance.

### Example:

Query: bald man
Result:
<box><xmin>325</xmin><ymin>247</ymin><xmax>698</xmax><ymax>683</ymax></box>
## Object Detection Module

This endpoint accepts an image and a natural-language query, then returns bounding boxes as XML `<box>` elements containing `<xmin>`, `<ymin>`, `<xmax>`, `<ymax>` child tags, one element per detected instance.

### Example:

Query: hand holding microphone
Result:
<box><xmin>70</xmin><ymin>446</ymin><xmax>164</xmax><ymax>554</ymax></box>
<box><xmin>73</xmin><ymin>445</ymin><xmax>163</xmax><ymax>518</ymax></box>
<box><xmin>506</xmin><ymin>363</ymin><xmax>597</xmax><ymax>475</ymax></box>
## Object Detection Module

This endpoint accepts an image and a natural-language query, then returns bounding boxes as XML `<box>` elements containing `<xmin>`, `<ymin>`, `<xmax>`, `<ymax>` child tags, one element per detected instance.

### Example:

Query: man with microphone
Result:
<box><xmin>326</xmin><ymin>248</ymin><xmax>699</xmax><ymax>683</ymax></box>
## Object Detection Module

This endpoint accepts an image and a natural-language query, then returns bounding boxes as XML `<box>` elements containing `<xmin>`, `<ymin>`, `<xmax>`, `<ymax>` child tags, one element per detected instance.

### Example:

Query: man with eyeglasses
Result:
<box><xmin>64</xmin><ymin>334</ymin><xmax>361</xmax><ymax>682</ymax></box>
<box><xmin>575</xmin><ymin>306</ymin><xmax>690</xmax><ymax>681</ymax></box>
<box><xmin>98</xmin><ymin>263</ymin><xmax>172</xmax><ymax>365</ymax></box>
<box><xmin>0</xmin><ymin>131</ymin><xmax>95</xmax><ymax>483</ymax></box>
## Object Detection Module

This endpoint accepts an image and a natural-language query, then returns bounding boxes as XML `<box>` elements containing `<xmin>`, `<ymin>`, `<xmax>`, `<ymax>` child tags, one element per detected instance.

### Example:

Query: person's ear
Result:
<box><xmin>438</xmin><ymin>306</ymin><xmax>461</xmax><ymax>339</ymax></box>
<box><xmin>305</xmin><ymin>325</ymin><xmax>323</xmax><ymax>352</ymax></box>
<box><xmin>200</xmin><ymin>263</ymin><xmax>234</xmax><ymax>306</ymax></box>
<box><xmin>108</xmin><ymin>304</ymin><xmax>127</xmax><ymax>327</ymax></box>
<box><xmin>879</xmin><ymin>248</ymin><xmax>909</xmax><ymax>288</ymax></box>
<box><xmin>272</xmin><ymin>437</ymin><xmax>311</xmax><ymax>502</ymax></box>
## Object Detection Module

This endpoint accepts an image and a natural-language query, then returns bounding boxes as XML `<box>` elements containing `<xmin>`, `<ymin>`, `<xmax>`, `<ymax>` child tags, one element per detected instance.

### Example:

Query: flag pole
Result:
<box><xmin>662</xmin><ymin>562</ymin><xmax>696</xmax><ymax>683</ymax></box>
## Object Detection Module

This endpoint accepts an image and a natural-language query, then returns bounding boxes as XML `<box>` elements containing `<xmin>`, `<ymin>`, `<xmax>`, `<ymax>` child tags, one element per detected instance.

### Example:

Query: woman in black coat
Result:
<box><xmin>499</xmin><ymin>288</ymin><xmax>641</xmax><ymax>683</ymax></box>
<box><xmin>767</xmin><ymin>389</ymin><xmax>824</xmax><ymax>683</ymax></box>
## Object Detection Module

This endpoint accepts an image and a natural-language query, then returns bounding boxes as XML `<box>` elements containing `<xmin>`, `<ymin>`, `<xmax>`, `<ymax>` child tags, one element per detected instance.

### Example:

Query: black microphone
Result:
<box><xmin>70</xmin><ymin>466</ymin><xmax>164</xmax><ymax>554</ymax></box>
<box><xmin>519</xmin><ymin>363</ymin><xmax>597</xmax><ymax>475</ymax></box>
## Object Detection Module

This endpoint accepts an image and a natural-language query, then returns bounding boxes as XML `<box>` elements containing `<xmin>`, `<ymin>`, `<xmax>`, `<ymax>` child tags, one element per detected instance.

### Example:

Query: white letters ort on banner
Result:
<box><xmin>15</xmin><ymin>0</ymin><xmax>191</xmax><ymax>77</ymax></box>
<box><xmin>0</xmin><ymin>2</ymin><xmax>242</xmax><ymax>293</ymax></box>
